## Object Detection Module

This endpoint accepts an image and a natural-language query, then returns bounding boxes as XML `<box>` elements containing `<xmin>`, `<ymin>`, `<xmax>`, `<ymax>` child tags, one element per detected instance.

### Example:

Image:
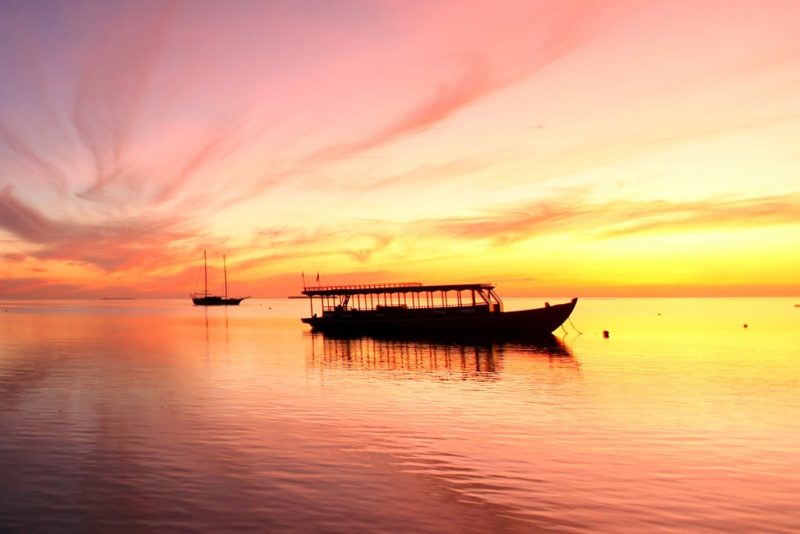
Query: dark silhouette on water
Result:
<box><xmin>314</xmin><ymin>329</ymin><xmax>573</xmax><ymax>353</ymax></box>
<box><xmin>191</xmin><ymin>251</ymin><xmax>249</xmax><ymax>306</ymax></box>
<box><xmin>307</xmin><ymin>331</ymin><xmax>574</xmax><ymax>380</ymax></box>
<box><xmin>301</xmin><ymin>282</ymin><xmax>577</xmax><ymax>338</ymax></box>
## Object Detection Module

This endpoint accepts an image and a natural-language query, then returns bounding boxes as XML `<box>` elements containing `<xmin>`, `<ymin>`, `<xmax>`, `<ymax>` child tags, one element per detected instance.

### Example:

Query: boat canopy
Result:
<box><xmin>302</xmin><ymin>282</ymin><xmax>503</xmax><ymax>315</ymax></box>
<box><xmin>302</xmin><ymin>282</ymin><xmax>495</xmax><ymax>297</ymax></box>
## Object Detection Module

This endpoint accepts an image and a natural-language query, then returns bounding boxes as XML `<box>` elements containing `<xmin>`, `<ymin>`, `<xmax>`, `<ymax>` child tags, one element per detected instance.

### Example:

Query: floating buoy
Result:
<box><xmin>603</xmin><ymin>330</ymin><xmax>610</xmax><ymax>338</ymax></box>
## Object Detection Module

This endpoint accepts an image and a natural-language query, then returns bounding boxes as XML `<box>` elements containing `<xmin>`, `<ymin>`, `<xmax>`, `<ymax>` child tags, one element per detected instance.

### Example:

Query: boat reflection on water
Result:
<box><xmin>306</xmin><ymin>331</ymin><xmax>576</xmax><ymax>381</ymax></box>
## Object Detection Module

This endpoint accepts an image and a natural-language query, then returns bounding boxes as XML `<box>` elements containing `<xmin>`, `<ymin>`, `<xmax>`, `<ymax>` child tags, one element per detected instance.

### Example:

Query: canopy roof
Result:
<box><xmin>302</xmin><ymin>282</ymin><xmax>495</xmax><ymax>297</ymax></box>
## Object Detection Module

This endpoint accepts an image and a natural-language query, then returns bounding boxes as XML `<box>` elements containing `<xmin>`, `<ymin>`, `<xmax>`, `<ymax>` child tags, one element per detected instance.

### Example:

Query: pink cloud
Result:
<box><xmin>72</xmin><ymin>2</ymin><xmax>178</xmax><ymax>203</ymax></box>
<box><xmin>0</xmin><ymin>121</ymin><xmax>68</xmax><ymax>193</ymax></box>
<box><xmin>307</xmin><ymin>58</ymin><xmax>492</xmax><ymax>162</ymax></box>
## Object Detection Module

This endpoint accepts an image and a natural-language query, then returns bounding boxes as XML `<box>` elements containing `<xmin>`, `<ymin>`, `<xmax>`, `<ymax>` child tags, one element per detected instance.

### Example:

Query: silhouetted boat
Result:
<box><xmin>191</xmin><ymin>251</ymin><xmax>248</xmax><ymax>306</ymax></box>
<box><xmin>300</xmin><ymin>282</ymin><xmax>577</xmax><ymax>337</ymax></box>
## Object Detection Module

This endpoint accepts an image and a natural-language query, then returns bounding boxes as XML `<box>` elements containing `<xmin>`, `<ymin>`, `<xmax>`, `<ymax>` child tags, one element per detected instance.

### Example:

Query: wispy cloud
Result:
<box><xmin>0</xmin><ymin>186</ymin><xmax>66</xmax><ymax>243</ymax></box>
<box><xmin>0</xmin><ymin>186</ymin><xmax>195</xmax><ymax>271</ymax></box>
<box><xmin>423</xmin><ymin>193</ymin><xmax>800</xmax><ymax>244</ymax></box>
<box><xmin>307</xmin><ymin>58</ymin><xmax>492</xmax><ymax>163</ymax></box>
<box><xmin>0</xmin><ymin>121</ymin><xmax>68</xmax><ymax>193</ymax></box>
<box><xmin>153</xmin><ymin>119</ymin><xmax>246</xmax><ymax>205</ymax></box>
<box><xmin>303</xmin><ymin>2</ymin><xmax>617</xmax><ymax>165</ymax></box>
<box><xmin>72</xmin><ymin>1</ymin><xmax>178</xmax><ymax>203</ymax></box>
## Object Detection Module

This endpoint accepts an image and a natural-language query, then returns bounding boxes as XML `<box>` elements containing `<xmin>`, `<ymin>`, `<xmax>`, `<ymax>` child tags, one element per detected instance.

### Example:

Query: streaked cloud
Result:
<box><xmin>0</xmin><ymin>186</ymin><xmax>194</xmax><ymax>271</ymax></box>
<box><xmin>423</xmin><ymin>193</ymin><xmax>800</xmax><ymax>244</ymax></box>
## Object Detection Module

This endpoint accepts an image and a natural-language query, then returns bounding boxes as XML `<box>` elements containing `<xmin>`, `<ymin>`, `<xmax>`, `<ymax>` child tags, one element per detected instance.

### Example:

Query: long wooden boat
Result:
<box><xmin>191</xmin><ymin>251</ymin><xmax>249</xmax><ymax>306</ymax></box>
<box><xmin>300</xmin><ymin>282</ymin><xmax>577</xmax><ymax>337</ymax></box>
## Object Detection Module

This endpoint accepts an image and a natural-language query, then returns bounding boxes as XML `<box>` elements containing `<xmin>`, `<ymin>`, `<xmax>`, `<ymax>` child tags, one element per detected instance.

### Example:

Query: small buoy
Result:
<box><xmin>743</xmin><ymin>323</ymin><xmax>748</xmax><ymax>329</ymax></box>
<box><xmin>603</xmin><ymin>330</ymin><xmax>610</xmax><ymax>338</ymax></box>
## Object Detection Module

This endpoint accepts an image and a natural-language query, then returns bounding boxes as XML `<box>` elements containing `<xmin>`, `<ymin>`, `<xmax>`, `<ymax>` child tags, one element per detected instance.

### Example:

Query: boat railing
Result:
<box><xmin>304</xmin><ymin>282</ymin><xmax>423</xmax><ymax>292</ymax></box>
<box><xmin>321</xmin><ymin>302</ymin><xmax>492</xmax><ymax>313</ymax></box>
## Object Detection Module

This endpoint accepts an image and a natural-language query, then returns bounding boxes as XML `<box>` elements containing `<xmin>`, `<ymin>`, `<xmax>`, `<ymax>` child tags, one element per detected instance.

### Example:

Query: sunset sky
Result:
<box><xmin>1</xmin><ymin>0</ymin><xmax>799</xmax><ymax>298</ymax></box>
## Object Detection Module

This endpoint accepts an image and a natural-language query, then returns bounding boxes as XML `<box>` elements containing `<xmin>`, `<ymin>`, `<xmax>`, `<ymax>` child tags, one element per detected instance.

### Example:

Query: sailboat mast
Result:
<box><xmin>203</xmin><ymin>250</ymin><xmax>208</xmax><ymax>298</ymax></box>
<box><xmin>224</xmin><ymin>255</ymin><xmax>228</xmax><ymax>300</ymax></box>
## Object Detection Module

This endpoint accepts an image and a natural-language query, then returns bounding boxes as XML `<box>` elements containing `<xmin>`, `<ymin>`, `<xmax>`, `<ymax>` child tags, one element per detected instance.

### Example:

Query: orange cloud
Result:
<box><xmin>421</xmin><ymin>193</ymin><xmax>800</xmax><ymax>244</ymax></box>
<box><xmin>0</xmin><ymin>186</ymin><xmax>195</xmax><ymax>271</ymax></box>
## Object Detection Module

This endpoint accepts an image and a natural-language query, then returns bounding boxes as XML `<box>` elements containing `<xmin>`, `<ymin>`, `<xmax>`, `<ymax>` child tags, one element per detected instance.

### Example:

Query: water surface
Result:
<box><xmin>1</xmin><ymin>298</ymin><xmax>798</xmax><ymax>532</ymax></box>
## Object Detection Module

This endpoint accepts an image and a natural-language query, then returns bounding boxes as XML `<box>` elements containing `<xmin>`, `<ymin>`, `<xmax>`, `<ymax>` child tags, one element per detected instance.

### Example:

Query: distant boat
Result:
<box><xmin>191</xmin><ymin>251</ymin><xmax>249</xmax><ymax>306</ymax></box>
<box><xmin>300</xmin><ymin>281</ymin><xmax>577</xmax><ymax>338</ymax></box>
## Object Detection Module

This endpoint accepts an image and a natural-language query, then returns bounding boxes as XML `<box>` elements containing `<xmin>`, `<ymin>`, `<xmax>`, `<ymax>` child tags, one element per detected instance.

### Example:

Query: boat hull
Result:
<box><xmin>302</xmin><ymin>298</ymin><xmax>577</xmax><ymax>338</ymax></box>
<box><xmin>192</xmin><ymin>296</ymin><xmax>246</xmax><ymax>306</ymax></box>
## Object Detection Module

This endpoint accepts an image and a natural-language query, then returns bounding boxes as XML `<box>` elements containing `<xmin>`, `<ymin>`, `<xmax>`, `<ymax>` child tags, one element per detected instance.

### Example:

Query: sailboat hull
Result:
<box><xmin>192</xmin><ymin>296</ymin><xmax>246</xmax><ymax>306</ymax></box>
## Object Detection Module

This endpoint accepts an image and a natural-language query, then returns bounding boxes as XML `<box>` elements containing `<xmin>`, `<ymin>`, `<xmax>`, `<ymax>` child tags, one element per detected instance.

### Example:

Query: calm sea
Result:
<box><xmin>1</xmin><ymin>297</ymin><xmax>798</xmax><ymax>533</ymax></box>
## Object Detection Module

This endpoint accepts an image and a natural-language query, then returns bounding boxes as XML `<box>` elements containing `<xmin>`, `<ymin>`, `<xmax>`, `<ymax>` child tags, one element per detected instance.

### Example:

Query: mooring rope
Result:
<box><xmin>568</xmin><ymin>317</ymin><xmax>583</xmax><ymax>335</ymax></box>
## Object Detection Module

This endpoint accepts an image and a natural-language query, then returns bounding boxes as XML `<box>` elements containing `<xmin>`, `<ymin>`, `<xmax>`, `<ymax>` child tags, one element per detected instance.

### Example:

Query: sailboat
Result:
<box><xmin>191</xmin><ymin>251</ymin><xmax>249</xmax><ymax>306</ymax></box>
